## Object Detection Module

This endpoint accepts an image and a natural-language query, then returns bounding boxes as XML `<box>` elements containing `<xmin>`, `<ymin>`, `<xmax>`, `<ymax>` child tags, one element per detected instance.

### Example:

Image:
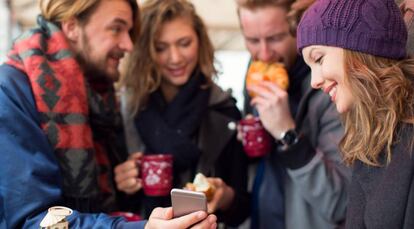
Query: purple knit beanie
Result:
<box><xmin>297</xmin><ymin>0</ymin><xmax>407</xmax><ymax>59</ymax></box>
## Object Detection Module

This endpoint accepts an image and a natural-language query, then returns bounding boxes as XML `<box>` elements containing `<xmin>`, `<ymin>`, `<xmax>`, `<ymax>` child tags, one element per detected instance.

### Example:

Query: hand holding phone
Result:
<box><xmin>171</xmin><ymin>188</ymin><xmax>207</xmax><ymax>218</ymax></box>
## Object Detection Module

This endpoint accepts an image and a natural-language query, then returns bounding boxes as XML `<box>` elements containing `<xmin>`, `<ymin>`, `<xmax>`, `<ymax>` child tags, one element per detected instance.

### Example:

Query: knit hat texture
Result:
<box><xmin>297</xmin><ymin>0</ymin><xmax>407</xmax><ymax>59</ymax></box>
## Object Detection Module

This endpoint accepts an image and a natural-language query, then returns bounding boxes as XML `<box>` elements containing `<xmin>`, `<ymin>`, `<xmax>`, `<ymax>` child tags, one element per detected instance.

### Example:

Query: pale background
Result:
<box><xmin>0</xmin><ymin>0</ymin><xmax>250</xmax><ymax>110</ymax></box>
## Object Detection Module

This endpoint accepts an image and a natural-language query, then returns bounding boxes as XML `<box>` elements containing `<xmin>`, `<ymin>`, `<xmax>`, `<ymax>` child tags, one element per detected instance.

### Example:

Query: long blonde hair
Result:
<box><xmin>341</xmin><ymin>50</ymin><xmax>414</xmax><ymax>166</ymax></box>
<box><xmin>39</xmin><ymin>0</ymin><xmax>140</xmax><ymax>42</ymax></box>
<box><xmin>120</xmin><ymin>0</ymin><xmax>216</xmax><ymax>115</ymax></box>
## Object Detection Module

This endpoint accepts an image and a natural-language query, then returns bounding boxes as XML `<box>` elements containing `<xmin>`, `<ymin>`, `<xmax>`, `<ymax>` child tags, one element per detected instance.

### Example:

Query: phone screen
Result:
<box><xmin>171</xmin><ymin>188</ymin><xmax>207</xmax><ymax>218</ymax></box>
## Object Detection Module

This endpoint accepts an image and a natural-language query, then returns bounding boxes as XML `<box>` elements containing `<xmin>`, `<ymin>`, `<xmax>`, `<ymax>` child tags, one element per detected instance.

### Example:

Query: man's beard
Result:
<box><xmin>74</xmin><ymin>35</ymin><xmax>121</xmax><ymax>83</ymax></box>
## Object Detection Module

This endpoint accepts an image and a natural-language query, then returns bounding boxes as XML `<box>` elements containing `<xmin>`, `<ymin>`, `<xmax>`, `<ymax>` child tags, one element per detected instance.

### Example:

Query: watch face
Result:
<box><xmin>282</xmin><ymin>129</ymin><xmax>298</xmax><ymax>145</ymax></box>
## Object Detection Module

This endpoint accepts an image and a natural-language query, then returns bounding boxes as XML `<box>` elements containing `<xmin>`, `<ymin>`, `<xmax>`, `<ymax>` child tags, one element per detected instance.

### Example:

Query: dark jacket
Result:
<box><xmin>346</xmin><ymin>124</ymin><xmax>414</xmax><ymax>229</ymax></box>
<box><xmin>0</xmin><ymin>64</ymin><xmax>145</xmax><ymax>228</ymax></box>
<box><xmin>122</xmin><ymin>83</ymin><xmax>250</xmax><ymax>226</ymax></box>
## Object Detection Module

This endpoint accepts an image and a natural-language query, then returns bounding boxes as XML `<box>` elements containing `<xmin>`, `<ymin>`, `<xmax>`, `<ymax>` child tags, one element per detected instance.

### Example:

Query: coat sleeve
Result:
<box><xmin>277</xmin><ymin>93</ymin><xmax>351</xmax><ymax>224</ymax></box>
<box><xmin>0</xmin><ymin>65</ymin><xmax>144</xmax><ymax>229</ymax></box>
<box><xmin>214</xmin><ymin>134</ymin><xmax>250</xmax><ymax>226</ymax></box>
<box><xmin>345</xmin><ymin>166</ymin><xmax>365</xmax><ymax>229</ymax></box>
<box><xmin>211</xmin><ymin>100</ymin><xmax>251</xmax><ymax>226</ymax></box>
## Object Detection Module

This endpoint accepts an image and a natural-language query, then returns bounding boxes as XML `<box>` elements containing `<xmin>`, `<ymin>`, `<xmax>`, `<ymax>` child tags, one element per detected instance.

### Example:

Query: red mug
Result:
<box><xmin>239</xmin><ymin>117</ymin><xmax>272</xmax><ymax>158</ymax></box>
<box><xmin>140</xmin><ymin>154</ymin><xmax>173</xmax><ymax>196</ymax></box>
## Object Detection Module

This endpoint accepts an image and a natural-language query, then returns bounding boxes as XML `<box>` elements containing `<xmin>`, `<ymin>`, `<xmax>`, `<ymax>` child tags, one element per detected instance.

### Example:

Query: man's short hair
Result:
<box><xmin>236</xmin><ymin>0</ymin><xmax>294</xmax><ymax>10</ymax></box>
<box><xmin>236</xmin><ymin>0</ymin><xmax>316</xmax><ymax>37</ymax></box>
<box><xmin>39</xmin><ymin>0</ymin><xmax>140</xmax><ymax>42</ymax></box>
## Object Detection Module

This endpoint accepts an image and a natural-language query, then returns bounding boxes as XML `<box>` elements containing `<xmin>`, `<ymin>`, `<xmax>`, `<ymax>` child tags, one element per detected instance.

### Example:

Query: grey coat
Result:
<box><xmin>346</xmin><ymin>124</ymin><xmax>414</xmax><ymax>229</ymax></box>
<box><xmin>286</xmin><ymin>75</ymin><xmax>350</xmax><ymax>228</ymax></box>
<box><xmin>259</xmin><ymin>73</ymin><xmax>351</xmax><ymax>229</ymax></box>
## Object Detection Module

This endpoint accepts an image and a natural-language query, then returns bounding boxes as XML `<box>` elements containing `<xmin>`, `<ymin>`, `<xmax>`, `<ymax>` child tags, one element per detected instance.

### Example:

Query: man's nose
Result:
<box><xmin>120</xmin><ymin>33</ymin><xmax>134</xmax><ymax>53</ymax></box>
<box><xmin>258</xmin><ymin>42</ymin><xmax>273</xmax><ymax>62</ymax></box>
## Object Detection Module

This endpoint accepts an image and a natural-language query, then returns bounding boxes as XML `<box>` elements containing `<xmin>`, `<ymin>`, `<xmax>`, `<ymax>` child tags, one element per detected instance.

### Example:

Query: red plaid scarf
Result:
<box><xmin>6</xmin><ymin>16</ymin><xmax>119</xmax><ymax>211</ymax></box>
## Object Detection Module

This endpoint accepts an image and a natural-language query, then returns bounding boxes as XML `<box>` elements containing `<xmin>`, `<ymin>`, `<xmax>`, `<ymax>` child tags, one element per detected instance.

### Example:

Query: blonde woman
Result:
<box><xmin>116</xmin><ymin>0</ymin><xmax>249</xmax><ymax>226</ymax></box>
<box><xmin>298</xmin><ymin>0</ymin><xmax>414</xmax><ymax>228</ymax></box>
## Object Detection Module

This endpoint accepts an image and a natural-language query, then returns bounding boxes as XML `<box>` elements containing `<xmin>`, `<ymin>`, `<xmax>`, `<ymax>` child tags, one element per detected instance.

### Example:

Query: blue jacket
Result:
<box><xmin>0</xmin><ymin>64</ymin><xmax>146</xmax><ymax>229</ymax></box>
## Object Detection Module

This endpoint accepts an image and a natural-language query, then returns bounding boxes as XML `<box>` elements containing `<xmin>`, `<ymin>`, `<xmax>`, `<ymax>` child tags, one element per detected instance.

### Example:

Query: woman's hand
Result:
<box><xmin>206</xmin><ymin>178</ymin><xmax>235</xmax><ymax>213</ymax></box>
<box><xmin>114</xmin><ymin>152</ymin><xmax>143</xmax><ymax>194</ymax></box>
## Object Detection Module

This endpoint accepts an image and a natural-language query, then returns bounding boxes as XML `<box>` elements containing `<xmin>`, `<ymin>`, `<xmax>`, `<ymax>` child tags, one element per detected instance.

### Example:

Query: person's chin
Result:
<box><xmin>105</xmin><ymin>68</ymin><xmax>120</xmax><ymax>82</ymax></box>
<box><xmin>336</xmin><ymin>104</ymin><xmax>351</xmax><ymax>114</ymax></box>
<box><xmin>167</xmin><ymin>73</ymin><xmax>190</xmax><ymax>85</ymax></box>
<box><xmin>169</xmin><ymin>78</ymin><xmax>188</xmax><ymax>87</ymax></box>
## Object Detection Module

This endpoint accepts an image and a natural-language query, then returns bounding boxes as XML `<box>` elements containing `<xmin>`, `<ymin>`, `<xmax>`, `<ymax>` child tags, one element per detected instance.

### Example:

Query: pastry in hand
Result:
<box><xmin>246</xmin><ymin>61</ymin><xmax>289</xmax><ymax>97</ymax></box>
<box><xmin>185</xmin><ymin>173</ymin><xmax>216</xmax><ymax>201</ymax></box>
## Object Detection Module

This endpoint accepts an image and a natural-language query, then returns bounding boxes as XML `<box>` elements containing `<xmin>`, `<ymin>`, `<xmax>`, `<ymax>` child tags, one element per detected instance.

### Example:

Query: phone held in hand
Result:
<box><xmin>171</xmin><ymin>188</ymin><xmax>207</xmax><ymax>218</ymax></box>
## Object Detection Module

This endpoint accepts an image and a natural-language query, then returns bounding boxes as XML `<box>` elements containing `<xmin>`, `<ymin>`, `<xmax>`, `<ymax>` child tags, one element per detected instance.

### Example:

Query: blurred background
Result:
<box><xmin>0</xmin><ymin>0</ymin><xmax>250</xmax><ymax>109</ymax></box>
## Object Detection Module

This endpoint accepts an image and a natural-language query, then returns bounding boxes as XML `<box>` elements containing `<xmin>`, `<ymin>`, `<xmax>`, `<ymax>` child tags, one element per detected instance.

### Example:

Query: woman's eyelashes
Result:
<box><xmin>315</xmin><ymin>55</ymin><xmax>324</xmax><ymax>64</ymax></box>
<box><xmin>178</xmin><ymin>38</ymin><xmax>192</xmax><ymax>47</ymax></box>
<box><xmin>154</xmin><ymin>39</ymin><xmax>192</xmax><ymax>53</ymax></box>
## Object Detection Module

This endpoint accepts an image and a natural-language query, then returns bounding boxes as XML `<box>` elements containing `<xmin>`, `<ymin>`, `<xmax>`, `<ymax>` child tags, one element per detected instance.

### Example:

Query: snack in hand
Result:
<box><xmin>246</xmin><ymin>61</ymin><xmax>289</xmax><ymax>97</ymax></box>
<box><xmin>185</xmin><ymin>173</ymin><xmax>216</xmax><ymax>201</ymax></box>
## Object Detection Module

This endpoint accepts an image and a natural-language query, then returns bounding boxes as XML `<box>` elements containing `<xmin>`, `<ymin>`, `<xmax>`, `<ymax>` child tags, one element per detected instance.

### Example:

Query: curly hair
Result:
<box><xmin>341</xmin><ymin>50</ymin><xmax>414</xmax><ymax>166</ymax></box>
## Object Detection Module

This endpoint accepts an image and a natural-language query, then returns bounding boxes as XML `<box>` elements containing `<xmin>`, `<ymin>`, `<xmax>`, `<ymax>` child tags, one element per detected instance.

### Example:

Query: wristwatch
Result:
<box><xmin>277</xmin><ymin>129</ymin><xmax>299</xmax><ymax>147</ymax></box>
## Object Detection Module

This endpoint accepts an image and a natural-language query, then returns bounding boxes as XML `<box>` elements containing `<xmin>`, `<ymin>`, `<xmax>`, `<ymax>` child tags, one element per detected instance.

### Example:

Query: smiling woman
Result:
<box><xmin>122</xmin><ymin>0</ymin><xmax>216</xmax><ymax>114</ymax></box>
<box><xmin>154</xmin><ymin>16</ymin><xmax>200</xmax><ymax>102</ymax></box>
<box><xmin>302</xmin><ymin>45</ymin><xmax>353</xmax><ymax>113</ymax></box>
<box><xmin>297</xmin><ymin>0</ymin><xmax>414</xmax><ymax>228</ymax></box>
<box><xmin>117</xmin><ymin>0</ymin><xmax>249</xmax><ymax>226</ymax></box>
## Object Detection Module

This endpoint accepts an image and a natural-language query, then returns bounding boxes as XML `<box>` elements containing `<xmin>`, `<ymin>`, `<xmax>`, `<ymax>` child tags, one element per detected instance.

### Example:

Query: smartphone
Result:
<box><xmin>171</xmin><ymin>188</ymin><xmax>207</xmax><ymax>218</ymax></box>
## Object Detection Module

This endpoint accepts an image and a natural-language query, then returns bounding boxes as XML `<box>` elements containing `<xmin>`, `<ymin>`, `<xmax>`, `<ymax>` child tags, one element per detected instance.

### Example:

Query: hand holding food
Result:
<box><xmin>185</xmin><ymin>173</ymin><xmax>216</xmax><ymax>201</ymax></box>
<box><xmin>246</xmin><ymin>61</ymin><xmax>289</xmax><ymax>97</ymax></box>
<box><xmin>246</xmin><ymin>61</ymin><xmax>295</xmax><ymax>140</ymax></box>
<box><xmin>185</xmin><ymin>173</ymin><xmax>235</xmax><ymax>213</ymax></box>
<box><xmin>205</xmin><ymin>177</ymin><xmax>235</xmax><ymax>213</ymax></box>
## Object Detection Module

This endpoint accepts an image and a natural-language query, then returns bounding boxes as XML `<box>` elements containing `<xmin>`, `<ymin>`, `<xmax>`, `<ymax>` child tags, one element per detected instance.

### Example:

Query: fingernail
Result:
<box><xmin>208</xmin><ymin>215</ymin><xmax>217</xmax><ymax>223</ymax></box>
<box><xmin>211</xmin><ymin>223</ymin><xmax>217</xmax><ymax>229</ymax></box>
<box><xmin>197</xmin><ymin>211</ymin><xmax>206</xmax><ymax>219</ymax></box>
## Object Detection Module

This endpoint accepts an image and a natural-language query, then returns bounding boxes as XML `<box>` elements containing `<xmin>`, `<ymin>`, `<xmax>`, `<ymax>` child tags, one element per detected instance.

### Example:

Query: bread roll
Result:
<box><xmin>246</xmin><ymin>61</ymin><xmax>289</xmax><ymax>97</ymax></box>
<box><xmin>185</xmin><ymin>173</ymin><xmax>215</xmax><ymax>201</ymax></box>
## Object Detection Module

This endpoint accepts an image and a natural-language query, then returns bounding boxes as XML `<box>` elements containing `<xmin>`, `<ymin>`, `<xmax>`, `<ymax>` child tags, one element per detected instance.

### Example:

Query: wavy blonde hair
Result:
<box><xmin>120</xmin><ymin>0</ymin><xmax>216</xmax><ymax>115</ymax></box>
<box><xmin>39</xmin><ymin>0</ymin><xmax>140</xmax><ymax>42</ymax></box>
<box><xmin>341</xmin><ymin>50</ymin><xmax>414</xmax><ymax>166</ymax></box>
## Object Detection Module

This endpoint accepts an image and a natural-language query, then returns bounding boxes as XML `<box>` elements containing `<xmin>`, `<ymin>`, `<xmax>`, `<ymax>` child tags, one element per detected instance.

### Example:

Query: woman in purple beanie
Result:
<box><xmin>297</xmin><ymin>0</ymin><xmax>414</xmax><ymax>228</ymax></box>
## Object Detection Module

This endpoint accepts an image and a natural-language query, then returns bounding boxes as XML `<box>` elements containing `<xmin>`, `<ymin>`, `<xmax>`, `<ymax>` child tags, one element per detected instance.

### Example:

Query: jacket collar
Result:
<box><xmin>197</xmin><ymin>83</ymin><xmax>238</xmax><ymax>175</ymax></box>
